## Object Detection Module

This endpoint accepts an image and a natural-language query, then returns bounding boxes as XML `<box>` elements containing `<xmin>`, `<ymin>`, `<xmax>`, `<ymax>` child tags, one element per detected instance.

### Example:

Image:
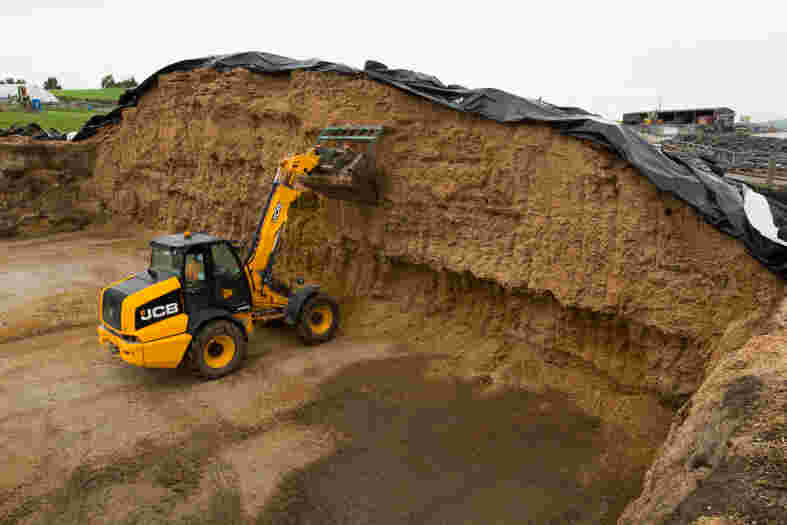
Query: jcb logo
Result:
<box><xmin>271</xmin><ymin>202</ymin><xmax>282</xmax><ymax>223</ymax></box>
<box><xmin>140</xmin><ymin>303</ymin><xmax>178</xmax><ymax>321</ymax></box>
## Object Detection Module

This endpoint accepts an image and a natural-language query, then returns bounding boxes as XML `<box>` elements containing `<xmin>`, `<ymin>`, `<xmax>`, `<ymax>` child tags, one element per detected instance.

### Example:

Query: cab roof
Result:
<box><xmin>151</xmin><ymin>232</ymin><xmax>222</xmax><ymax>248</ymax></box>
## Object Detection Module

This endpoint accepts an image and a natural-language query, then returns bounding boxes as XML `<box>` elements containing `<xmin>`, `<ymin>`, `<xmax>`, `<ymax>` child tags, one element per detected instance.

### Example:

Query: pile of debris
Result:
<box><xmin>663</xmin><ymin>132</ymin><xmax>787</xmax><ymax>174</ymax></box>
<box><xmin>666</xmin><ymin>132</ymin><xmax>787</xmax><ymax>153</ymax></box>
<box><xmin>0</xmin><ymin>122</ymin><xmax>70</xmax><ymax>141</ymax></box>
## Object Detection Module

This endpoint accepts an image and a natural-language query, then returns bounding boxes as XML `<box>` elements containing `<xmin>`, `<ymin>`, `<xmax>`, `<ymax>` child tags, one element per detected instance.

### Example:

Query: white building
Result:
<box><xmin>0</xmin><ymin>84</ymin><xmax>59</xmax><ymax>103</ymax></box>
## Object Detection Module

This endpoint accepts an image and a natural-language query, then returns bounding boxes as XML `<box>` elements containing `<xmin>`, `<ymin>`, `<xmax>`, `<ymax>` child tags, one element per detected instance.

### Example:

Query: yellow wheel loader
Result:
<box><xmin>97</xmin><ymin>126</ymin><xmax>383</xmax><ymax>378</ymax></box>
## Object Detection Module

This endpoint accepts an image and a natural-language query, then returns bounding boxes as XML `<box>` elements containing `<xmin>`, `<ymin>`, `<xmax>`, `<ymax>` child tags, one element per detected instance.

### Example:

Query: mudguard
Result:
<box><xmin>187</xmin><ymin>308</ymin><xmax>247</xmax><ymax>338</ymax></box>
<box><xmin>284</xmin><ymin>285</ymin><xmax>320</xmax><ymax>325</ymax></box>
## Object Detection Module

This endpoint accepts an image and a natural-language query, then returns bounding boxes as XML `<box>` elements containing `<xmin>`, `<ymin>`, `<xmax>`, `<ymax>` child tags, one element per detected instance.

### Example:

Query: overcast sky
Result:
<box><xmin>3</xmin><ymin>1</ymin><xmax>785</xmax><ymax>122</ymax></box>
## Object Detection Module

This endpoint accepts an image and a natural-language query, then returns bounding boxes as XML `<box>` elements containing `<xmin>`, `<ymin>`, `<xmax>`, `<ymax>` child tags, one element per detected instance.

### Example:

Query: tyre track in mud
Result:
<box><xmin>0</xmin><ymin>320</ymin><xmax>402</xmax><ymax>524</ymax></box>
<box><xmin>1</xmin><ymin>322</ymin><xmax>642</xmax><ymax>525</ymax></box>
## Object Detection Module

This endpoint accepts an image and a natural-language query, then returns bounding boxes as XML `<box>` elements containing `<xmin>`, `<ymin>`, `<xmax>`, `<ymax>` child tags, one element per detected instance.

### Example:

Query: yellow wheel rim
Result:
<box><xmin>204</xmin><ymin>335</ymin><xmax>236</xmax><ymax>369</ymax></box>
<box><xmin>308</xmin><ymin>304</ymin><xmax>333</xmax><ymax>335</ymax></box>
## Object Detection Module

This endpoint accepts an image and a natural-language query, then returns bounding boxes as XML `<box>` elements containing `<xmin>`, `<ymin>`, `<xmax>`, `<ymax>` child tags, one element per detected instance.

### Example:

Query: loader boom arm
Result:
<box><xmin>244</xmin><ymin>126</ymin><xmax>384</xmax><ymax>303</ymax></box>
<box><xmin>244</xmin><ymin>160</ymin><xmax>311</xmax><ymax>295</ymax></box>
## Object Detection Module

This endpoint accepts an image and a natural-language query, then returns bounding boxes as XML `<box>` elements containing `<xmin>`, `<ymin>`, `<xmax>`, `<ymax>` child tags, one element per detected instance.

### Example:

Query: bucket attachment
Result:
<box><xmin>299</xmin><ymin>125</ymin><xmax>384</xmax><ymax>205</ymax></box>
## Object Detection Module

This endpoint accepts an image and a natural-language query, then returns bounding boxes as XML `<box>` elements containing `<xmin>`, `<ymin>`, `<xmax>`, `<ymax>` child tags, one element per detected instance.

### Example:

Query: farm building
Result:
<box><xmin>623</xmin><ymin>107</ymin><xmax>735</xmax><ymax>130</ymax></box>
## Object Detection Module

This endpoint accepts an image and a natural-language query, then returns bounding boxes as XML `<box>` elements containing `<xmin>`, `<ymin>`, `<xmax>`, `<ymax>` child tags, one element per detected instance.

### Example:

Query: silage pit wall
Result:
<box><xmin>0</xmin><ymin>141</ymin><xmax>98</xmax><ymax>237</ymax></box>
<box><xmin>67</xmin><ymin>66</ymin><xmax>787</xmax><ymax>514</ymax></box>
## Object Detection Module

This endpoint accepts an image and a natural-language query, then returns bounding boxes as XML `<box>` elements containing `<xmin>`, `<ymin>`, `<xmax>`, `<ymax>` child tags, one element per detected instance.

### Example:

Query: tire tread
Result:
<box><xmin>296</xmin><ymin>294</ymin><xmax>340</xmax><ymax>345</ymax></box>
<box><xmin>191</xmin><ymin>319</ymin><xmax>247</xmax><ymax>379</ymax></box>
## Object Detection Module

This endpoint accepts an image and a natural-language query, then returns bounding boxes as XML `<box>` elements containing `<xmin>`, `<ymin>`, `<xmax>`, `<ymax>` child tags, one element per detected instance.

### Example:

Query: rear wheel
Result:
<box><xmin>191</xmin><ymin>320</ymin><xmax>247</xmax><ymax>379</ymax></box>
<box><xmin>296</xmin><ymin>294</ymin><xmax>339</xmax><ymax>344</ymax></box>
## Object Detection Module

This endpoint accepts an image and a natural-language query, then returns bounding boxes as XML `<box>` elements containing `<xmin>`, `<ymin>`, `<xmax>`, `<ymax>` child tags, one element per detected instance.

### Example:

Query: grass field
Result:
<box><xmin>0</xmin><ymin>108</ymin><xmax>106</xmax><ymax>132</ymax></box>
<box><xmin>50</xmin><ymin>87</ymin><xmax>125</xmax><ymax>103</ymax></box>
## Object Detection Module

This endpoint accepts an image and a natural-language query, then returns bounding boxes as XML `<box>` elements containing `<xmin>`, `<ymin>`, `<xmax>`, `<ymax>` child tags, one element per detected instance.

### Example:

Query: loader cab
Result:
<box><xmin>150</xmin><ymin>232</ymin><xmax>251</xmax><ymax>316</ymax></box>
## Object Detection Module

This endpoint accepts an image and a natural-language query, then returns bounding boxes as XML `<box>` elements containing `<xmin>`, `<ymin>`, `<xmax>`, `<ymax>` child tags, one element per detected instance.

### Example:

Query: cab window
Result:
<box><xmin>184</xmin><ymin>253</ymin><xmax>206</xmax><ymax>283</ymax></box>
<box><xmin>150</xmin><ymin>245</ymin><xmax>184</xmax><ymax>278</ymax></box>
<box><xmin>211</xmin><ymin>243</ymin><xmax>242</xmax><ymax>279</ymax></box>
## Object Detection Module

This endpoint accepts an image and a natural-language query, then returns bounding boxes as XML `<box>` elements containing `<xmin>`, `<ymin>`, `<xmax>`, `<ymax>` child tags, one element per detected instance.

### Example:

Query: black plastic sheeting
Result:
<box><xmin>73</xmin><ymin>52</ymin><xmax>357</xmax><ymax>141</ymax></box>
<box><xmin>0</xmin><ymin>122</ymin><xmax>67</xmax><ymax>140</ymax></box>
<box><xmin>60</xmin><ymin>51</ymin><xmax>787</xmax><ymax>279</ymax></box>
<box><xmin>72</xmin><ymin>106</ymin><xmax>124</xmax><ymax>141</ymax></box>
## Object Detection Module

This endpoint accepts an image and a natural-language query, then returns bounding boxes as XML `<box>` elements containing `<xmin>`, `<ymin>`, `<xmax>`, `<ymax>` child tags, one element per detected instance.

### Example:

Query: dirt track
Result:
<box><xmin>0</xmin><ymin>230</ymin><xmax>641</xmax><ymax>525</ymax></box>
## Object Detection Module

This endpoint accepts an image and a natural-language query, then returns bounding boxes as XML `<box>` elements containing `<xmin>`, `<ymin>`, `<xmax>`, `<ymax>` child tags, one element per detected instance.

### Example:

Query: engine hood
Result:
<box><xmin>101</xmin><ymin>272</ymin><xmax>183</xmax><ymax>332</ymax></box>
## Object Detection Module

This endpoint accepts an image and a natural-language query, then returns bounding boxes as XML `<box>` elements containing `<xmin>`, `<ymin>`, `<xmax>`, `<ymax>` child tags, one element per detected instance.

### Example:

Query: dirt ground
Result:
<box><xmin>0</xmin><ymin>229</ymin><xmax>649</xmax><ymax>525</ymax></box>
<box><xmin>0</xmin><ymin>224</ymin><xmax>150</xmax><ymax>344</ymax></box>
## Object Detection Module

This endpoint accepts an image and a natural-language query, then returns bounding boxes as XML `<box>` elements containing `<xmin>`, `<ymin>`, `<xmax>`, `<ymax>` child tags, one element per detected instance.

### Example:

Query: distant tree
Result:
<box><xmin>15</xmin><ymin>79</ymin><xmax>25</xmax><ymax>84</ymax></box>
<box><xmin>101</xmin><ymin>74</ymin><xmax>115</xmax><ymax>88</ymax></box>
<box><xmin>43</xmin><ymin>77</ymin><xmax>62</xmax><ymax>90</ymax></box>
<box><xmin>105</xmin><ymin>76</ymin><xmax>139</xmax><ymax>89</ymax></box>
<box><xmin>4</xmin><ymin>77</ymin><xmax>13</xmax><ymax>84</ymax></box>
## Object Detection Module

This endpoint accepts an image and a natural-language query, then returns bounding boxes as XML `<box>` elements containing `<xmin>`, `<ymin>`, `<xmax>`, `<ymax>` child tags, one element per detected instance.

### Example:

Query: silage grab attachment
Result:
<box><xmin>299</xmin><ymin>126</ymin><xmax>384</xmax><ymax>205</ymax></box>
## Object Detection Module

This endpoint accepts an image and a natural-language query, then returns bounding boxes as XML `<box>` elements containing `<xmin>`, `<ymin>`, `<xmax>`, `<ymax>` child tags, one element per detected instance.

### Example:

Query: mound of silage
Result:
<box><xmin>0</xmin><ymin>140</ymin><xmax>96</xmax><ymax>237</ymax></box>
<box><xmin>84</xmin><ymin>66</ymin><xmax>786</xmax><ymax>523</ymax></box>
<box><xmin>89</xmin><ymin>65</ymin><xmax>781</xmax><ymax>387</ymax></box>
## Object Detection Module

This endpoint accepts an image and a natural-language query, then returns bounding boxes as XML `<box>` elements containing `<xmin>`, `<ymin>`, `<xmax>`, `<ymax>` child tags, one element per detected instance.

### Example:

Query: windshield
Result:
<box><xmin>150</xmin><ymin>244</ymin><xmax>184</xmax><ymax>278</ymax></box>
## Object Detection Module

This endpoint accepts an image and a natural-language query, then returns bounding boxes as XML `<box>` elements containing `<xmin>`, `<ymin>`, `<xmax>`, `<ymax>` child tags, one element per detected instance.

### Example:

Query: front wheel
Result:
<box><xmin>191</xmin><ymin>320</ymin><xmax>247</xmax><ymax>379</ymax></box>
<box><xmin>296</xmin><ymin>294</ymin><xmax>340</xmax><ymax>345</ymax></box>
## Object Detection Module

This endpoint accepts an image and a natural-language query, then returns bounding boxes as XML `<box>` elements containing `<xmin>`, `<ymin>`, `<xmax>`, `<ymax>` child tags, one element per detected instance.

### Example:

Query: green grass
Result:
<box><xmin>50</xmin><ymin>88</ymin><xmax>125</xmax><ymax>103</ymax></box>
<box><xmin>0</xmin><ymin>108</ymin><xmax>106</xmax><ymax>132</ymax></box>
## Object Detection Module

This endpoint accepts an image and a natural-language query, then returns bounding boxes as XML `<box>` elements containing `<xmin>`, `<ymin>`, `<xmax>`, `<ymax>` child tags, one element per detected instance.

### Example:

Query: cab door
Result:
<box><xmin>208</xmin><ymin>242</ymin><xmax>251</xmax><ymax>312</ymax></box>
<box><xmin>183</xmin><ymin>248</ymin><xmax>212</xmax><ymax>316</ymax></box>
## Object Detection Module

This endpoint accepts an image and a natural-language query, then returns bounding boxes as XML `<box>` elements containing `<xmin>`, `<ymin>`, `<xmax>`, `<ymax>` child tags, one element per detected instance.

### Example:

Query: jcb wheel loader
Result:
<box><xmin>97</xmin><ymin>126</ymin><xmax>383</xmax><ymax>379</ymax></box>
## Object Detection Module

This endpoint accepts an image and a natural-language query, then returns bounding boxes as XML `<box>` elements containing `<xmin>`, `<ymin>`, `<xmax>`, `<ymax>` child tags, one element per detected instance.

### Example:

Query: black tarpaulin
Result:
<box><xmin>72</xmin><ymin>106</ymin><xmax>125</xmax><ymax>141</ymax></box>
<box><xmin>118</xmin><ymin>52</ymin><xmax>358</xmax><ymax>107</ymax></box>
<box><xmin>61</xmin><ymin>51</ymin><xmax>787</xmax><ymax>279</ymax></box>
<box><xmin>72</xmin><ymin>52</ymin><xmax>358</xmax><ymax>141</ymax></box>
<box><xmin>0</xmin><ymin>122</ymin><xmax>66</xmax><ymax>140</ymax></box>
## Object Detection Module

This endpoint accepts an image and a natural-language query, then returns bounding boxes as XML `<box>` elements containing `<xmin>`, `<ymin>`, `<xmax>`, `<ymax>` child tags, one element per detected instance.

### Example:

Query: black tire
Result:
<box><xmin>191</xmin><ymin>320</ymin><xmax>247</xmax><ymax>379</ymax></box>
<box><xmin>296</xmin><ymin>294</ymin><xmax>340</xmax><ymax>345</ymax></box>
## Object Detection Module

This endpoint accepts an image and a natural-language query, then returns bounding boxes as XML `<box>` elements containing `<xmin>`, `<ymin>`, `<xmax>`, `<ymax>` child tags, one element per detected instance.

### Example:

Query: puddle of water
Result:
<box><xmin>262</xmin><ymin>355</ymin><xmax>642</xmax><ymax>525</ymax></box>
